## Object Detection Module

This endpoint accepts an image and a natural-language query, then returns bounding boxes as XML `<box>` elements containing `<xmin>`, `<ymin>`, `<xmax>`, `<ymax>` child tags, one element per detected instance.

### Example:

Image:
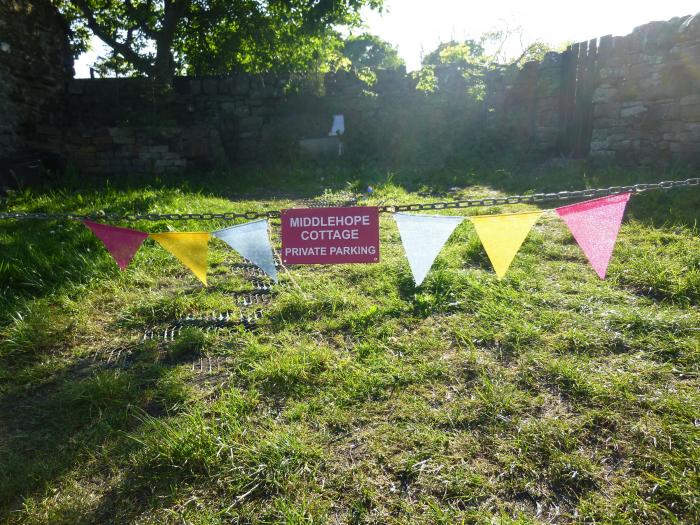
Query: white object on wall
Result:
<box><xmin>329</xmin><ymin>114</ymin><xmax>345</xmax><ymax>136</ymax></box>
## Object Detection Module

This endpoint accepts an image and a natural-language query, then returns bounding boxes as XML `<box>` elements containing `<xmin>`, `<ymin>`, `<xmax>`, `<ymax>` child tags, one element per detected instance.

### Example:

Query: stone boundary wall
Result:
<box><xmin>2</xmin><ymin>5</ymin><xmax>699</xmax><ymax>174</ymax></box>
<box><xmin>483</xmin><ymin>12</ymin><xmax>700</xmax><ymax>165</ymax></box>
<box><xmin>590</xmin><ymin>15</ymin><xmax>700</xmax><ymax>164</ymax></box>
<box><xmin>62</xmin><ymin>76</ymin><xmax>285</xmax><ymax>173</ymax></box>
<box><xmin>0</xmin><ymin>0</ymin><xmax>73</xmax><ymax>159</ymax></box>
<box><xmin>60</xmin><ymin>69</ymin><xmax>426</xmax><ymax>173</ymax></box>
<box><xmin>483</xmin><ymin>54</ymin><xmax>565</xmax><ymax>153</ymax></box>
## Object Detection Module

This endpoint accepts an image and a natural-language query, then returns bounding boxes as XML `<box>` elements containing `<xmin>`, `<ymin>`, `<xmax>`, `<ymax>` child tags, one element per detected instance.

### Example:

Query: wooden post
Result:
<box><xmin>559</xmin><ymin>46</ymin><xmax>576</xmax><ymax>155</ymax></box>
<box><xmin>575</xmin><ymin>38</ymin><xmax>598</xmax><ymax>157</ymax></box>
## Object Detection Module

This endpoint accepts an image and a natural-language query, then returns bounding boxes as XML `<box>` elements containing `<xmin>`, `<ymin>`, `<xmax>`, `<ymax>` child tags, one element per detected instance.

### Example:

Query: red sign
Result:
<box><xmin>281</xmin><ymin>206</ymin><xmax>380</xmax><ymax>264</ymax></box>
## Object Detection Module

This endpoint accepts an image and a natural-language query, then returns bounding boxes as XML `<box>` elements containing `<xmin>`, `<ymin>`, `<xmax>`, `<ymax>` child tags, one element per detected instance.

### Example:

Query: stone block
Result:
<box><xmin>234</xmin><ymin>74</ymin><xmax>250</xmax><ymax>95</ymax></box>
<box><xmin>236</xmin><ymin>139</ymin><xmax>258</xmax><ymax>160</ymax></box>
<box><xmin>659</xmin><ymin>120</ymin><xmax>686</xmax><ymax>133</ymax></box>
<box><xmin>621</xmin><ymin>104</ymin><xmax>648</xmax><ymax>118</ymax></box>
<box><xmin>202</xmin><ymin>79</ymin><xmax>218</xmax><ymax>95</ymax></box>
<box><xmin>250</xmin><ymin>85</ymin><xmax>276</xmax><ymax>99</ymax></box>
<box><xmin>680</xmin><ymin>94</ymin><xmax>700</xmax><ymax>105</ymax></box>
<box><xmin>593</xmin><ymin>103</ymin><xmax>620</xmax><ymax>118</ymax></box>
<box><xmin>251</xmin><ymin>105</ymin><xmax>275</xmax><ymax>117</ymax></box>
<box><xmin>221</xmin><ymin>101</ymin><xmax>236</xmax><ymax>113</ymax></box>
<box><xmin>592</xmin><ymin>87</ymin><xmax>618</xmax><ymax>104</ymax></box>
<box><xmin>238</xmin><ymin>116</ymin><xmax>264</xmax><ymax>132</ymax></box>
<box><xmin>68</xmin><ymin>81</ymin><xmax>84</xmax><ymax>94</ymax></box>
<box><xmin>681</xmin><ymin>104</ymin><xmax>700</xmax><ymax>121</ymax></box>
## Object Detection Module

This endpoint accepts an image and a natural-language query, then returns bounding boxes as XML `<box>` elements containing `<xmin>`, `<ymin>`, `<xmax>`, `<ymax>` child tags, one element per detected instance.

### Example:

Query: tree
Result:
<box><xmin>417</xmin><ymin>39</ymin><xmax>490</xmax><ymax>97</ymax></box>
<box><xmin>421</xmin><ymin>39</ymin><xmax>487</xmax><ymax>68</ymax></box>
<box><xmin>341</xmin><ymin>33</ymin><xmax>404</xmax><ymax>70</ymax></box>
<box><xmin>54</xmin><ymin>0</ymin><xmax>383</xmax><ymax>84</ymax></box>
<box><xmin>415</xmin><ymin>32</ymin><xmax>561</xmax><ymax>95</ymax></box>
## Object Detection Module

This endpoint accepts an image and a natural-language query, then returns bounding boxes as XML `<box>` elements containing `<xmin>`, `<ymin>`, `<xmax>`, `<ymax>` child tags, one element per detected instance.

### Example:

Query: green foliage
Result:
<box><xmin>341</xmin><ymin>32</ymin><xmax>404</xmax><ymax>71</ymax></box>
<box><xmin>414</xmin><ymin>30</ymin><xmax>560</xmax><ymax>102</ymax></box>
<box><xmin>412</xmin><ymin>65</ymin><xmax>438</xmax><ymax>92</ymax></box>
<box><xmin>0</xmin><ymin>164</ymin><xmax>699</xmax><ymax>523</ymax></box>
<box><xmin>513</xmin><ymin>41</ymin><xmax>558</xmax><ymax>65</ymax></box>
<box><xmin>422</xmin><ymin>39</ymin><xmax>487</xmax><ymax>67</ymax></box>
<box><xmin>54</xmin><ymin>0</ymin><xmax>384</xmax><ymax>82</ymax></box>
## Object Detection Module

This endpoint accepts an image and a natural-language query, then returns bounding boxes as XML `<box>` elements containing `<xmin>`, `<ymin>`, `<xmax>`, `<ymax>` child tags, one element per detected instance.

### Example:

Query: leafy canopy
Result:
<box><xmin>414</xmin><ymin>33</ymin><xmax>560</xmax><ymax>95</ymax></box>
<box><xmin>341</xmin><ymin>33</ymin><xmax>404</xmax><ymax>70</ymax></box>
<box><xmin>54</xmin><ymin>0</ymin><xmax>384</xmax><ymax>83</ymax></box>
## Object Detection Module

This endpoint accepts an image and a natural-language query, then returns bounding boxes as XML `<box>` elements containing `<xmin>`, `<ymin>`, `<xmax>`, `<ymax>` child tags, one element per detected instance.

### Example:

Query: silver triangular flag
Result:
<box><xmin>394</xmin><ymin>213</ymin><xmax>464</xmax><ymax>286</ymax></box>
<box><xmin>213</xmin><ymin>219</ymin><xmax>278</xmax><ymax>282</ymax></box>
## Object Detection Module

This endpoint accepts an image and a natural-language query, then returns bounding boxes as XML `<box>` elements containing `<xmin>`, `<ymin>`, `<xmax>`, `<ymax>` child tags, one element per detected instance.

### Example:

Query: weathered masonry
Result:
<box><xmin>0</xmin><ymin>0</ymin><xmax>73</xmax><ymax>158</ymax></box>
<box><xmin>1</xmin><ymin>1</ymin><xmax>699</xmax><ymax>174</ymax></box>
<box><xmin>484</xmin><ymin>13</ymin><xmax>700</xmax><ymax>164</ymax></box>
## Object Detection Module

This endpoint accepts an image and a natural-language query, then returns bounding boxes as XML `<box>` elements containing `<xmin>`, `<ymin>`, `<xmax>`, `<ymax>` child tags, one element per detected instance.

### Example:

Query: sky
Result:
<box><xmin>74</xmin><ymin>0</ymin><xmax>699</xmax><ymax>77</ymax></box>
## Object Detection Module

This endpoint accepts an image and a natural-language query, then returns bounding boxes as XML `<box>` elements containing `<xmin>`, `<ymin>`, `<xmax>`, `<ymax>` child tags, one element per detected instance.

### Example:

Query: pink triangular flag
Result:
<box><xmin>555</xmin><ymin>193</ymin><xmax>631</xmax><ymax>279</ymax></box>
<box><xmin>83</xmin><ymin>221</ymin><xmax>149</xmax><ymax>270</ymax></box>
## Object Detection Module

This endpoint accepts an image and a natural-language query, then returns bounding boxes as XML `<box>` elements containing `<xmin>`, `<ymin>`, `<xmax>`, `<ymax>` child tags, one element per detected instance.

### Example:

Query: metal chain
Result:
<box><xmin>0</xmin><ymin>178</ymin><xmax>697</xmax><ymax>222</ymax></box>
<box><xmin>378</xmin><ymin>177</ymin><xmax>699</xmax><ymax>213</ymax></box>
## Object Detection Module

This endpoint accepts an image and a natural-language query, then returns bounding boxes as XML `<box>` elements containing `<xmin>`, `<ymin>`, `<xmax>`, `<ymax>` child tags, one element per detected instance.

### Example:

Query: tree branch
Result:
<box><xmin>123</xmin><ymin>0</ymin><xmax>158</xmax><ymax>39</ymax></box>
<box><xmin>72</xmin><ymin>0</ymin><xmax>153</xmax><ymax>76</ymax></box>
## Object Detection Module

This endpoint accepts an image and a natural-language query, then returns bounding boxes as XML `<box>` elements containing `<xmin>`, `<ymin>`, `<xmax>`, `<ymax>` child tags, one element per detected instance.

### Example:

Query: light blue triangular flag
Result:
<box><xmin>394</xmin><ymin>213</ymin><xmax>464</xmax><ymax>286</ymax></box>
<box><xmin>213</xmin><ymin>219</ymin><xmax>278</xmax><ymax>282</ymax></box>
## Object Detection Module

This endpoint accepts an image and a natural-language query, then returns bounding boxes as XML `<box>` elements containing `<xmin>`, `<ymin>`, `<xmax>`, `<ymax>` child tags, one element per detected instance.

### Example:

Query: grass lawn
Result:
<box><xmin>0</xmin><ymin>162</ymin><xmax>698</xmax><ymax>524</ymax></box>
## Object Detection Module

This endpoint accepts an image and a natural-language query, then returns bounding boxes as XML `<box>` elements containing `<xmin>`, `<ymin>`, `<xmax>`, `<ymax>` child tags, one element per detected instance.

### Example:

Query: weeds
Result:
<box><xmin>0</xmin><ymin>163</ymin><xmax>698</xmax><ymax>524</ymax></box>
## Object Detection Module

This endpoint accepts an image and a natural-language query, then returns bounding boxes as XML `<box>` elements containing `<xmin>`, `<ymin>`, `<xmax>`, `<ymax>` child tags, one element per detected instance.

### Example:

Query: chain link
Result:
<box><xmin>378</xmin><ymin>177</ymin><xmax>699</xmax><ymax>213</ymax></box>
<box><xmin>0</xmin><ymin>178</ymin><xmax>697</xmax><ymax>222</ymax></box>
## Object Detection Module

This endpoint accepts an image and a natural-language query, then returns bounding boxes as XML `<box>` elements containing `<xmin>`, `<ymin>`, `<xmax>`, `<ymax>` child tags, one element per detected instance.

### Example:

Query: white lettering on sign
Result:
<box><xmin>289</xmin><ymin>215</ymin><xmax>371</xmax><ymax>228</ymax></box>
<box><xmin>300</xmin><ymin>229</ymin><xmax>360</xmax><ymax>241</ymax></box>
<box><xmin>283</xmin><ymin>246</ymin><xmax>329</xmax><ymax>257</ymax></box>
<box><xmin>281</xmin><ymin>206</ymin><xmax>380</xmax><ymax>264</ymax></box>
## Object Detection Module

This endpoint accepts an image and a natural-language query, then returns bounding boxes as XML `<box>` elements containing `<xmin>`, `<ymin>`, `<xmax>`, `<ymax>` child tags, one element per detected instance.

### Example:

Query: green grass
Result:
<box><xmin>0</xmin><ymin>161</ymin><xmax>698</xmax><ymax>524</ymax></box>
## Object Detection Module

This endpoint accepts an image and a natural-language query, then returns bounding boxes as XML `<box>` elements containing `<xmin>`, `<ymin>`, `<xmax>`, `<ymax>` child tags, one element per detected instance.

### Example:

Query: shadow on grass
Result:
<box><xmin>17</xmin><ymin>156</ymin><xmax>697</xmax><ymax>226</ymax></box>
<box><xmin>0</xmin><ymin>220</ymin><xmax>108</xmax><ymax>324</ymax></box>
<box><xmin>0</xmin><ymin>329</ymin><xmax>215</xmax><ymax>522</ymax></box>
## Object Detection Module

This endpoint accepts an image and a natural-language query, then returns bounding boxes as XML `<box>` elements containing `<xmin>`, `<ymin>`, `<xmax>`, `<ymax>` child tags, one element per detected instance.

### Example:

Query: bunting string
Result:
<box><xmin>2</xmin><ymin>178</ymin><xmax>697</xmax><ymax>285</ymax></box>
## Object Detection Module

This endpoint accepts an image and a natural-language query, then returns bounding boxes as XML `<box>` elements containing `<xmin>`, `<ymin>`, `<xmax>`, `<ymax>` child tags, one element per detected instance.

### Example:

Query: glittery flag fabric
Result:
<box><xmin>470</xmin><ymin>211</ymin><xmax>543</xmax><ymax>278</ymax></box>
<box><xmin>214</xmin><ymin>219</ymin><xmax>278</xmax><ymax>282</ymax></box>
<box><xmin>556</xmin><ymin>193</ymin><xmax>631</xmax><ymax>279</ymax></box>
<box><xmin>394</xmin><ymin>213</ymin><xmax>464</xmax><ymax>286</ymax></box>
<box><xmin>149</xmin><ymin>232</ymin><xmax>211</xmax><ymax>285</ymax></box>
<box><xmin>83</xmin><ymin>221</ymin><xmax>148</xmax><ymax>270</ymax></box>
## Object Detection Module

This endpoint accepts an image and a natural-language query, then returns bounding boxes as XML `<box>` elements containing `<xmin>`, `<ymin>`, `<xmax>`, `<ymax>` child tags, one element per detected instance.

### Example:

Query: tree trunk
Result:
<box><xmin>153</xmin><ymin>39</ymin><xmax>175</xmax><ymax>85</ymax></box>
<box><xmin>152</xmin><ymin>0</ymin><xmax>188</xmax><ymax>85</ymax></box>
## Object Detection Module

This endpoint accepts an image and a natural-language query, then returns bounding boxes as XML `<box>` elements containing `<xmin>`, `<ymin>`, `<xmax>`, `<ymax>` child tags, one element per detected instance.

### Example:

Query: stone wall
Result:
<box><xmin>0</xmin><ymin>0</ymin><xmax>73</xmax><ymax>158</ymax></box>
<box><xmin>2</xmin><ymin>4</ymin><xmax>699</xmax><ymax>174</ymax></box>
<box><xmin>484</xmin><ymin>53</ymin><xmax>565</xmax><ymax>153</ymax></box>
<box><xmin>62</xmin><ymin>76</ymin><xmax>284</xmax><ymax>173</ymax></box>
<box><xmin>590</xmin><ymin>15</ymin><xmax>700</xmax><ymax>164</ymax></box>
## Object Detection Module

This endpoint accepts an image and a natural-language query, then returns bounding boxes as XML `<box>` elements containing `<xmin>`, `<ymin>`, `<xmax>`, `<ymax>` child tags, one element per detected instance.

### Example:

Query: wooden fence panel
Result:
<box><xmin>558</xmin><ymin>37</ymin><xmax>606</xmax><ymax>157</ymax></box>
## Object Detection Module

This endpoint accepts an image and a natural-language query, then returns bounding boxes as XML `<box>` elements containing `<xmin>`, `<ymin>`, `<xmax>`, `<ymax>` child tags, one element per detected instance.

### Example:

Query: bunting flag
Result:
<box><xmin>83</xmin><ymin>221</ymin><xmax>148</xmax><ymax>270</ymax></box>
<box><xmin>555</xmin><ymin>193</ymin><xmax>631</xmax><ymax>279</ymax></box>
<box><xmin>394</xmin><ymin>213</ymin><xmax>464</xmax><ymax>286</ymax></box>
<box><xmin>149</xmin><ymin>232</ymin><xmax>211</xmax><ymax>285</ymax></box>
<box><xmin>470</xmin><ymin>211</ymin><xmax>543</xmax><ymax>278</ymax></box>
<box><xmin>213</xmin><ymin>219</ymin><xmax>278</xmax><ymax>282</ymax></box>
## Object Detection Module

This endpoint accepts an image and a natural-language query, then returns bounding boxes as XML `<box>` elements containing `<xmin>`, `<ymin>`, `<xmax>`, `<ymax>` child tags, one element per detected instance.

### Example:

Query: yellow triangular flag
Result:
<box><xmin>470</xmin><ymin>211</ymin><xmax>543</xmax><ymax>278</ymax></box>
<box><xmin>150</xmin><ymin>232</ymin><xmax>211</xmax><ymax>285</ymax></box>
